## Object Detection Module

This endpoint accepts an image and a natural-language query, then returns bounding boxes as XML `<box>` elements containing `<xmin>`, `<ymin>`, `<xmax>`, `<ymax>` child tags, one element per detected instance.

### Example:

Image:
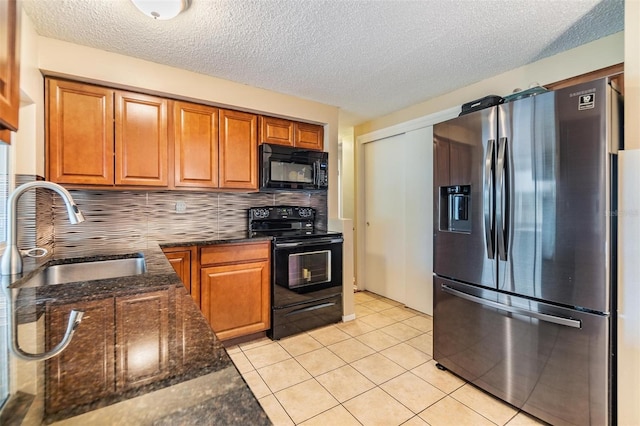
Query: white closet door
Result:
<box><xmin>403</xmin><ymin>127</ymin><xmax>433</xmax><ymax>315</ymax></box>
<box><xmin>364</xmin><ymin>134</ymin><xmax>406</xmax><ymax>302</ymax></box>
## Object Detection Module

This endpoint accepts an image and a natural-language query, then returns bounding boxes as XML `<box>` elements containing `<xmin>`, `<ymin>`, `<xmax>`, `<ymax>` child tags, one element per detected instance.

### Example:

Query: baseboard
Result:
<box><xmin>342</xmin><ymin>313</ymin><xmax>356</xmax><ymax>322</ymax></box>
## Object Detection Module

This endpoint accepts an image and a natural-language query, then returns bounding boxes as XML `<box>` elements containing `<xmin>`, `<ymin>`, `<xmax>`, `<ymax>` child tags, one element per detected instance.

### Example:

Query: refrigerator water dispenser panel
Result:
<box><xmin>440</xmin><ymin>185</ymin><xmax>471</xmax><ymax>233</ymax></box>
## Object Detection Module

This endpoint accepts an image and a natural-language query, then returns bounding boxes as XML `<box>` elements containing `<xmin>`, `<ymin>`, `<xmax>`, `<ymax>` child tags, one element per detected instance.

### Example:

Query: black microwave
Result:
<box><xmin>259</xmin><ymin>144</ymin><xmax>328</xmax><ymax>191</ymax></box>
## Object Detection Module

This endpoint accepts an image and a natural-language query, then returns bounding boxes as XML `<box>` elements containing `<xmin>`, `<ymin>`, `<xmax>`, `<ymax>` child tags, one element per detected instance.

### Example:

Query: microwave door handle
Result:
<box><xmin>313</xmin><ymin>161</ymin><xmax>319</xmax><ymax>187</ymax></box>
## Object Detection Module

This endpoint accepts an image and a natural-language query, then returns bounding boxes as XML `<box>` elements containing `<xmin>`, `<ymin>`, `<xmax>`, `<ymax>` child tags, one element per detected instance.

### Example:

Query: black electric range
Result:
<box><xmin>248</xmin><ymin>206</ymin><xmax>343</xmax><ymax>340</ymax></box>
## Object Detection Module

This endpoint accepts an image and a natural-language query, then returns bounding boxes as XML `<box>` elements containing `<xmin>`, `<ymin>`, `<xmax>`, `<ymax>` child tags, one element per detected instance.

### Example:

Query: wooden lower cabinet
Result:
<box><xmin>45</xmin><ymin>288</ymin><xmax>173</xmax><ymax>415</ymax></box>
<box><xmin>162</xmin><ymin>246</ymin><xmax>198</xmax><ymax>306</ymax></box>
<box><xmin>200</xmin><ymin>241</ymin><xmax>270</xmax><ymax>340</ymax></box>
<box><xmin>46</xmin><ymin>298</ymin><xmax>115</xmax><ymax>414</ymax></box>
<box><xmin>115</xmin><ymin>290</ymin><xmax>171</xmax><ymax>390</ymax></box>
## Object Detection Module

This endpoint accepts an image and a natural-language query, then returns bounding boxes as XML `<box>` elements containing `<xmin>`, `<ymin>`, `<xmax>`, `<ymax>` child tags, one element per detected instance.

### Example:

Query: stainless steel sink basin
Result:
<box><xmin>20</xmin><ymin>256</ymin><xmax>147</xmax><ymax>287</ymax></box>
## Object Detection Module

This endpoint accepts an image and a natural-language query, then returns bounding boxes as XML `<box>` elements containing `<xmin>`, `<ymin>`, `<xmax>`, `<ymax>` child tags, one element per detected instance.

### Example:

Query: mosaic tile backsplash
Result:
<box><xmin>48</xmin><ymin>188</ymin><xmax>327</xmax><ymax>258</ymax></box>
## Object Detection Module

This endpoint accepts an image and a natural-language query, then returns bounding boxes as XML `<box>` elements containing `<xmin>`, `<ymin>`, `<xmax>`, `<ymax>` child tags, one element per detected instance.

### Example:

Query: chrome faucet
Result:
<box><xmin>2</xmin><ymin>181</ymin><xmax>86</xmax><ymax>361</ymax></box>
<box><xmin>1</xmin><ymin>181</ymin><xmax>85</xmax><ymax>276</ymax></box>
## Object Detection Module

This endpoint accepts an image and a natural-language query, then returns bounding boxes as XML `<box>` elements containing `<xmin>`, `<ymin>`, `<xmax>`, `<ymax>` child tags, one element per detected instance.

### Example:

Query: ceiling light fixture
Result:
<box><xmin>130</xmin><ymin>0</ymin><xmax>191</xmax><ymax>20</ymax></box>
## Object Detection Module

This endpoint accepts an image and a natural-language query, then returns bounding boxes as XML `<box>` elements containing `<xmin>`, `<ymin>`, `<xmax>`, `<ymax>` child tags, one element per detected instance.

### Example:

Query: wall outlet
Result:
<box><xmin>175</xmin><ymin>201</ymin><xmax>187</xmax><ymax>213</ymax></box>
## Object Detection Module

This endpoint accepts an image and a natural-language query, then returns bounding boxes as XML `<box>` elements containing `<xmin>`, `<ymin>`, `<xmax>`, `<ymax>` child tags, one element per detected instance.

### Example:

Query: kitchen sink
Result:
<box><xmin>19</xmin><ymin>256</ymin><xmax>147</xmax><ymax>287</ymax></box>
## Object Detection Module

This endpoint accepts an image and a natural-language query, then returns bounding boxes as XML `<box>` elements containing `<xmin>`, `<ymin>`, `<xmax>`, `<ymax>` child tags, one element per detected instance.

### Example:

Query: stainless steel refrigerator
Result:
<box><xmin>432</xmin><ymin>77</ymin><xmax>621</xmax><ymax>426</ymax></box>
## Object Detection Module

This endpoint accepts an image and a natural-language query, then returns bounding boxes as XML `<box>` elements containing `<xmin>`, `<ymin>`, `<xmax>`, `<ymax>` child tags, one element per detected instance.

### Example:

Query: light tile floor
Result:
<box><xmin>226</xmin><ymin>291</ymin><xmax>547</xmax><ymax>426</ymax></box>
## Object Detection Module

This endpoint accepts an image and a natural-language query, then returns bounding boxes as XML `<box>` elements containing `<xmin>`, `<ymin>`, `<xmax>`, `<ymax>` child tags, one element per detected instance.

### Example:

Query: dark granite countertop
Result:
<box><xmin>159</xmin><ymin>232</ymin><xmax>271</xmax><ymax>249</ymax></box>
<box><xmin>1</xmin><ymin>239</ymin><xmax>272</xmax><ymax>425</ymax></box>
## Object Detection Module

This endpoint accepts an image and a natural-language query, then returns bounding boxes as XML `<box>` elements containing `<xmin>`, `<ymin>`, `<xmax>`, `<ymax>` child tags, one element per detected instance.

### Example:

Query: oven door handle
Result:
<box><xmin>284</xmin><ymin>301</ymin><xmax>338</xmax><ymax>317</ymax></box>
<box><xmin>274</xmin><ymin>237</ymin><xmax>343</xmax><ymax>248</ymax></box>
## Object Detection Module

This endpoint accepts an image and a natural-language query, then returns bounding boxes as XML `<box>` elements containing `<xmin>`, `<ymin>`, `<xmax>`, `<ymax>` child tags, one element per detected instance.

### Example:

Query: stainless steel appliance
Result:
<box><xmin>259</xmin><ymin>144</ymin><xmax>328</xmax><ymax>191</ymax></box>
<box><xmin>249</xmin><ymin>206</ymin><xmax>343</xmax><ymax>340</ymax></box>
<box><xmin>433</xmin><ymin>77</ymin><xmax>621</xmax><ymax>426</ymax></box>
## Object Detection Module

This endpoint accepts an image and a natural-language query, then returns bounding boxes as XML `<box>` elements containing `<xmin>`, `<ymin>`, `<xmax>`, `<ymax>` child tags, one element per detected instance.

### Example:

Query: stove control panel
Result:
<box><xmin>249</xmin><ymin>206</ymin><xmax>316</xmax><ymax>221</ymax></box>
<box><xmin>249</xmin><ymin>206</ymin><xmax>316</xmax><ymax>229</ymax></box>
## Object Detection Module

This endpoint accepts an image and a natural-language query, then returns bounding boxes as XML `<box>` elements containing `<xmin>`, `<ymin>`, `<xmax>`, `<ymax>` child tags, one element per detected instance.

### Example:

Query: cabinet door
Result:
<box><xmin>115</xmin><ymin>92</ymin><xmax>168</xmax><ymax>186</ymax></box>
<box><xmin>219</xmin><ymin>109</ymin><xmax>258</xmax><ymax>190</ymax></box>
<box><xmin>115</xmin><ymin>289</ymin><xmax>171</xmax><ymax>390</ymax></box>
<box><xmin>0</xmin><ymin>0</ymin><xmax>20</xmax><ymax>132</ymax></box>
<box><xmin>174</xmin><ymin>101</ymin><xmax>219</xmax><ymax>188</ymax></box>
<box><xmin>46</xmin><ymin>298</ymin><xmax>115</xmax><ymax>414</ymax></box>
<box><xmin>47</xmin><ymin>79</ymin><xmax>115</xmax><ymax>185</ymax></box>
<box><xmin>259</xmin><ymin>116</ymin><xmax>294</xmax><ymax>146</ymax></box>
<box><xmin>163</xmin><ymin>246</ymin><xmax>198</xmax><ymax>305</ymax></box>
<box><xmin>294</xmin><ymin>122</ymin><xmax>324</xmax><ymax>151</ymax></box>
<box><xmin>200</xmin><ymin>260</ymin><xmax>270</xmax><ymax>340</ymax></box>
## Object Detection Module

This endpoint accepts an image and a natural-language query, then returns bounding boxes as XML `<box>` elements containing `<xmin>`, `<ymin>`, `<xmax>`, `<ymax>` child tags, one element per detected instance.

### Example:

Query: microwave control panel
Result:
<box><xmin>316</xmin><ymin>162</ymin><xmax>328</xmax><ymax>187</ymax></box>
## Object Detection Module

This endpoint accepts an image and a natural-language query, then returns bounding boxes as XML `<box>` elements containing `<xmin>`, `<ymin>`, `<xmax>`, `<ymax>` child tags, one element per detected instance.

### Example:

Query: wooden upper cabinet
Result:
<box><xmin>115</xmin><ymin>92</ymin><xmax>168</xmax><ymax>186</ymax></box>
<box><xmin>219</xmin><ymin>109</ymin><xmax>258</xmax><ymax>190</ymax></box>
<box><xmin>259</xmin><ymin>115</ymin><xmax>324</xmax><ymax>151</ymax></box>
<box><xmin>173</xmin><ymin>101</ymin><xmax>219</xmax><ymax>188</ymax></box>
<box><xmin>0</xmin><ymin>0</ymin><xmax>21</xmax><ymax>132</ymax></box>
<box><xmin>45</xmin><ymin>77</ymin><xmax>321</xmax><ymax>190</ymax></box>
<box><xmin>260</xmin><ymin>116</ymin><xmax>294</xmax><ymax>147</ymax></box>
<box><xmin>47</xmin><ymin>79</ymin><xmax>115</xmax><ymax>185</ymax></box>
<box><xmin>295</xmin><ymin>122</ymin><xmax>324</xmax><ymax>151</ymax></box>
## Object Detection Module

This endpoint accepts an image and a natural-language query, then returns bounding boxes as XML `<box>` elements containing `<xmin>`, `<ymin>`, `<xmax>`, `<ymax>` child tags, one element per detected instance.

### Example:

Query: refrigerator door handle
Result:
<box><xmin>496</xmin><ymin>137</ymin><xmax>509</xmax><ymax>261</ymax></box>
<box><xmin>441</xmin><ymin>284</ymin><xmax>582</xmax><ymax>329</ymax></box>
<box><xmin>484</xmin><ymin>139</ymin><xmax>495</xmax><ymax>259</ymax></box>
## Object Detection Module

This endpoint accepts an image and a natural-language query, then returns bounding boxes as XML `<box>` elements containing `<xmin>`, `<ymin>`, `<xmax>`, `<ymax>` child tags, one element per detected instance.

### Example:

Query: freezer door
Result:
<box><xmin>433</xmin><ymin>107</ymin><xmax>497</xmax><ymax>288</ymax></box>
<box><xmin>498</xmin><ymin>79</ymin><xmax>615</xmax><ymax>312</ymax></box>
<box><xmin>433</xmin><ymin>277</ymin><xmax>611</xmax><ymax>426</ymax></box>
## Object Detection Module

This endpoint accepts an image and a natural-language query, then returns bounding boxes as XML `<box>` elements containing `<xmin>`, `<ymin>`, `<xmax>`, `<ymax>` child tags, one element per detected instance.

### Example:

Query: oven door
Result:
<box><xmin>272</xmin><ymin>236</ymin><xmax>343</xmax><ymax>308</ymax></box>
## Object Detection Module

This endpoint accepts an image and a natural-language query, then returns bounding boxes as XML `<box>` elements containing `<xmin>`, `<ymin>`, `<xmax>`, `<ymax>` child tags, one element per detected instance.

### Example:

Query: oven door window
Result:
<box><xmin>273</xmin><ymin>240</ymin><xmax>343</xmax><ymax>296</ymax></box>
<box><xmin>289</xmin><ymin>250</ymin><xmax>331</xmax><ymax>288</ymax></box>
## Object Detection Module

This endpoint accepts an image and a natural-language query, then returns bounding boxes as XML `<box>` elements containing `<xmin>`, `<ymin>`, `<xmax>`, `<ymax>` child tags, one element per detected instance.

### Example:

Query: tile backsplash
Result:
<box><xmin>47</xmin><ymin>187</ymin><xmax>327</xmax><ymax>258</ymax></box>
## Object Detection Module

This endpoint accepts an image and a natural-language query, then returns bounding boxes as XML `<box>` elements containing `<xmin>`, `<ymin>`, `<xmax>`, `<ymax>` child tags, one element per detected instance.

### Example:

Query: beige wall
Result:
<box><xmin>625</xmin><ymin>1</ymin><xmax>640</xmax><ymax>151</ymax></box>
<box><xmin>355</xmin><ymin>31</ymin><xmax>624</xmax><ymax>137</ymax></box>
<box><xmin>618</xmin><ymin>1</ymin><xmax>640</xmax><ymax>424</ymax></box>
<box><xmin>15</xmin><ymin>9</ymin><xmax>44</xmax><ymax>176</ymax></box>
<box><xmin>15</xmin><ymin>17</ymin><xmax>341</xmax><ymax>218</ymax></box>
<box><xmin>338</xmin><ymin>126</ymin><xmax>355</xmax><ymax>220</ymax></box>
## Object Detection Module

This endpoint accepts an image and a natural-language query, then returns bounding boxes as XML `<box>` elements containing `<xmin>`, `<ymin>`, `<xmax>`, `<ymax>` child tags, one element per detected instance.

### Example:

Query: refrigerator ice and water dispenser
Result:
<box><xmin>440</xmin><ymin>185</ymin><xmax>471</xmax><ymax>233</ymax></box>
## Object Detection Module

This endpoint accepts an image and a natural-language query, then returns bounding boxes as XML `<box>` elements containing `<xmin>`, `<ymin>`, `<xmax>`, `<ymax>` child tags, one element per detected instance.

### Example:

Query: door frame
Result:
<box><xmin>355</xmin><ymin>106</ymin><xmax>458</xmax><ymax>294</ymax></box>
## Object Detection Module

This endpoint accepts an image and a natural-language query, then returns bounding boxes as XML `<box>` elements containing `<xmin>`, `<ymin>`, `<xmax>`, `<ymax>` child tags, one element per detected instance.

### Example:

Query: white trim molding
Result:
<box><xmin>354</xmin><ymin>105</ymin><xmax>459</xmax><ymax>291</ymax></box>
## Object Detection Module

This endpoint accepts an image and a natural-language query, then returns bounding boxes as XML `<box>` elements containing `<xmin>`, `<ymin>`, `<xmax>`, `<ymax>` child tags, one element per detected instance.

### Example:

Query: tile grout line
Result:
<box><xmin>236</xmin><ymin>291</ymin><xmax>537</xmax><ymax>426</ymax></box>
<box><xmin>240</xmin><ymin>296</ymin><xmax>436</xmax><ymax>424</ymax></box>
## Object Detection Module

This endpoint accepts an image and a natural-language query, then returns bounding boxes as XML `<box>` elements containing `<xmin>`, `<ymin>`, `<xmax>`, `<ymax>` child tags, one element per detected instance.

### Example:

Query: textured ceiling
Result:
<box><xmin>22</xmin><ymin>0</ymin><xmax>624</xmax><ymax>128</ymax></box>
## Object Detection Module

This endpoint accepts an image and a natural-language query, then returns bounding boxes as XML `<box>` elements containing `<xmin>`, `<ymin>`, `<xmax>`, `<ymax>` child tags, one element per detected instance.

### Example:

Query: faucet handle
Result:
<box><xmin>20</xmin><ymin>247</ymin><xmax>49</xmax><ymax>258</ymax></box>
